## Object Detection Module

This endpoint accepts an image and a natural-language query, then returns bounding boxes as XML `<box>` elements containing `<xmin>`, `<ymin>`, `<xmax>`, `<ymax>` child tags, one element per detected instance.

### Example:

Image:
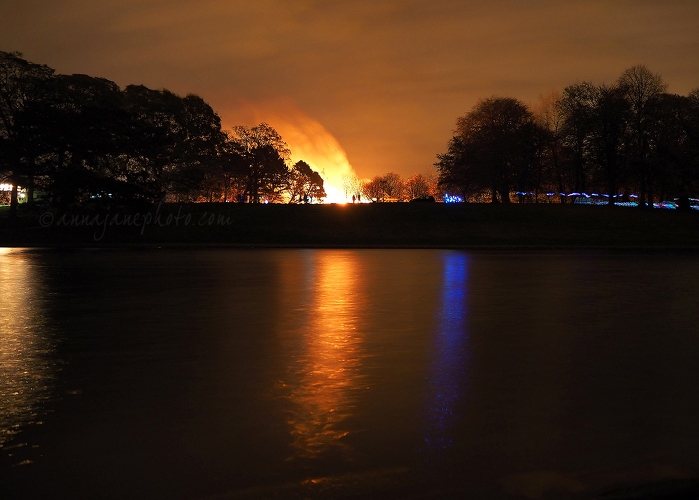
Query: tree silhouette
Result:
<box><xmin>591</xmin><ymin>84</ymin><xmax>631</xmax><ymax>205</ymax></box>
<box><xmin>122</xmin><ymin>85</ymin><xmax>224</xmax><ymax>203</ymax></box>
<box><xmin>438</xmin><ymin>97</ymin><xmax>542</xmax><ymax>203</ymax></box>
<box><xmin>289</xmin><ymin>160</ymin><xmax>326</xmax><ymax>203</ymax></box>
<box><xmin>534</xmin><ymin>90</ymin><xmax>572</xmax><ymax>201</ymax></box>
<box><xmin>618</xmin><ymin>65</ymin><xmax>668</xmax><ymax>207</ymax></box>
<box><xmin>31</xmin><ymin>73</ymin><xmax>131</xmax><ymax>206</ymax></box>
<box><xmin>340</xmin><ymin>172</ymin><xmax>362</xmax><ymax>202</ymax></box>
<box><xmin>362</xmin><ymin>176</ymin><xmax>384</xmax><ymax>202</ymax></box>
<box><xmin>0</xmin><ymin>51</ymin><xmax>54</xmax><ymax>215</ymax></box>
<box><xmin>230</xmin><ymin>123</ymin><xmax>291</xmax><ymax>203</ymax></box>
<box><xmin>405</xmin><ymin>173</ymin><xmax>431</xmax><ymax>200</ymax></box>
<box><xmin>649</xmin><ymin>91</ymin><xmax>699</xmax><ymax>210</ymax></box>
<box><xmin>435</xmin><ymin>135</ymin><xmax>474</xmax><ymax>199</ymax></box>
<box><xmin>558</xmin><ymin>82</ymin><xmax>599</xmax><ymax>196</ymax></box>
<box><xmin>381</xmin><ymin>172</ymin><xmax>404</xmax><ymax>201</ymax></box>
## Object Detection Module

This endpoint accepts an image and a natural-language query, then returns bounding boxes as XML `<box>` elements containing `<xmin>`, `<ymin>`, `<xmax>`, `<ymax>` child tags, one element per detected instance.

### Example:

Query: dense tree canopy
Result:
<box><xmin>437</xmin><ymin>97</ymin><xmax>543</xmax><ymax>203</ymax></box>
<box><xmin>404</xmin><ymin>173</ymin><xmax>431</xmax><ymax>200</ymax></box>
<box><xmin>4</xmin><ymin>52</ymin><xmax>697</xmax><ymax>212</ymax></box>
<box><xmin>289</xmin><ymin>160</ymin><xmax>326</xmax><ymax>203</ymax></box>
<box><xmin>0</xmin><ymin>51</ymin><xmax>55</xmax><ymax>214</ymax></box>
<box><xmin>229</xmin><ymin>123</ymin><xmax>291</xmax><ymax>203</ymax></box>
<box><xmin>0</xmin><ymin>51</ymin><xmax>336</xmax><ymax>212</ymax></box>
<box><xmin>437</xmin><ymin>65</ymin><xmax>699</xmax><ymax>208</ymax></box>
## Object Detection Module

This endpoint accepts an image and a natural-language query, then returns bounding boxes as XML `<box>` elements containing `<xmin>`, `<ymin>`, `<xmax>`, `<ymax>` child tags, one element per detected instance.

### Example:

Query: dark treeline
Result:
<box><xmin>0</xmin><ymin>51</ymin><xmax>326</xmax><ymax>216</ymax></box>
<box><xmin>436</xmin><ymin>65</ymin><xmax>699</xmax><ymax>209</ymax></box>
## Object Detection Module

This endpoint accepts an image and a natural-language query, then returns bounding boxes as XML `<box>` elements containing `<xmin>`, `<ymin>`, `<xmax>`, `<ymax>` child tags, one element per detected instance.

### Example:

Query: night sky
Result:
<box><xmin>2</xmin><ymin>0</ymin><xmax>699</xmax><ymax>182</ymax></box>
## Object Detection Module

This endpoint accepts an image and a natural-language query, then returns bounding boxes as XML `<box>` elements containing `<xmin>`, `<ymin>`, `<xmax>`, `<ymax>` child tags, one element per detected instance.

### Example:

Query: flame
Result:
<box><xmin>229</xmin><ymin>100</ymin><xmax>359</xmax><ymax>203</ymax></box>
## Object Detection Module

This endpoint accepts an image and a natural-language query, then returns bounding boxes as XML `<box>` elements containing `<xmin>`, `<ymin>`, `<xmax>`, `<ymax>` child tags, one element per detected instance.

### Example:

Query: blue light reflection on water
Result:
<box><xmin>423</xmin><ymin>251</ymin><xmax>470</xmax><ymax>460</ymax></box>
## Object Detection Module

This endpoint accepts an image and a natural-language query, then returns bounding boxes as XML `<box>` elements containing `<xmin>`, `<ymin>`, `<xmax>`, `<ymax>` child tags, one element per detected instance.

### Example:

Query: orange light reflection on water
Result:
<box><xmin>0</xmin><ymin>249</ymin><xmax>55</xmax><ymax>456</ymax></box>
<box><xmin>279</xmin><ymin>251</ymin><xmax>366</xmax><ymax>459</ymax></box>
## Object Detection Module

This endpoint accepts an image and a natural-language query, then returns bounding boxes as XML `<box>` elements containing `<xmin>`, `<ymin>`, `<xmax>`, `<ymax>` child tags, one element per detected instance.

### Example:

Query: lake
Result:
<box><xmin>1</xmin><ymin>248</ymin><xmax>699</xmax><ymax>498</ymax></box>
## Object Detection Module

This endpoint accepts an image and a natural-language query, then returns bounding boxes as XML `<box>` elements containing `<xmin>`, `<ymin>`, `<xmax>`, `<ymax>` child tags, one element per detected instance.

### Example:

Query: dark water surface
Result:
<box><xmin>1</xmin><ymin>248</ymin><xmax>699</xmax><ymax>499</ymax></box>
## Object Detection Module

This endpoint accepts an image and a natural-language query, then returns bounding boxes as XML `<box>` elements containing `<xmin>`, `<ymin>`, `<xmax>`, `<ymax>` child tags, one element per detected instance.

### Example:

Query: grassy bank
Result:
<box><xmin>1</xmin><ymin>203</ymin><xmax>698</xmax><ymax>249</ymax></box>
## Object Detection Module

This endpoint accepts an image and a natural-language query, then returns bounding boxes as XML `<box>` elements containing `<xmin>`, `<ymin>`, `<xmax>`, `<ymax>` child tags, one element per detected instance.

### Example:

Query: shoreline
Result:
<box><xmin>5</xmin><ymin>244</ymin><xmax>699</xmax><ymax>254</ymax></box>
<box><xmin>2</xmin><ymin>203</ymin><xmax>699</xmax><ymax>251</ymax></box>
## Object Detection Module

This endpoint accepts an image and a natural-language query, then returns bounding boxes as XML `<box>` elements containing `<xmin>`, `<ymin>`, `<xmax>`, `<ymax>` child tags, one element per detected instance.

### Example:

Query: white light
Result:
<box><xmin>323</xmin><ymin>184</ymin><xmax>347</xmax><ymax>204</ymax></box>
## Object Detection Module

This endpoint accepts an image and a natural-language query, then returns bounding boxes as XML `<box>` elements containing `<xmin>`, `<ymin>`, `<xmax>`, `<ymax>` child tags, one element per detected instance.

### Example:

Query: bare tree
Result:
<box><xmin>534</xmin><ymin>90</ymin><xmax>570</xmax><ymax>201</ymax></box>
<box><xmin>618</xmin><ymin>65</ymin><xmax>667</xmax><ymax>119</ymax></box>
<box><xmin>362</xmin><ymin>176</ymin><xmax>383</xmax><ymax>202</ymax></box>
<box><xmin>558</xmin><ymin>82</ymin><xmax>599</xmax><ymax>195</ymax></box>
<box><xmin>340</xmin><ymin>172</ymin><xmax>362</xmax><ymax>201</ymax></box>
<box><xmin>617</xmin><ymin>65</ymin><xmax>668</xmax><ymax>206</ymax></box>
<box><xmin>425</xmin><ymin>172</ymin><xmax>442</xmax><ymax>200</ymax></box>
<box><xmin>405</xmin><ymin>173</ymin><xmax>430</xmax><ymax>200</ymax></box>
<box><xmin>381</xmin><ymin>172</ymin><xmax>404</xmax><ymax>201</ymax></box>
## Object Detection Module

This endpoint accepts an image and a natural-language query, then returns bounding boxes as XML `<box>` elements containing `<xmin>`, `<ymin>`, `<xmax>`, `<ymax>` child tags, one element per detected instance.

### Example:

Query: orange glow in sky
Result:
<box><xmin>230</xmin><ymin>100</ymin><xmax>358</xmax><ymax>203</ymax></box>
<box><xmin>2</xmin><ymin>1</ymin><xmax>698</xmax><ymax>179</ymax></box>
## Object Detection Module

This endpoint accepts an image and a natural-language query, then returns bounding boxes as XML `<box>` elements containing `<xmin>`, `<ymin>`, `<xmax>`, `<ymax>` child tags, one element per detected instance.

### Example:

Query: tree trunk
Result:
<box><xmin>678</xmin><ymin>194</ymin><xmax>690</xmax><ymax>211</ymax></box>
<box><xmin>607</xmin><ymin>181</ymin><xmax>616</xmax><ymax>208</ymax></box>
<box><xmin>9</xmin><ymin>181</ymin><xmax>19</xmax><ymax>218</ymax></box>
<box><xmin>638</xmin><ymin>176</ymin><xmax>647</xmax><ymax>208</ymax></box>
<box><xmin>26</xmin><ymin>174</ymin><xmax>35</xmax><ymax>207</ymax></box>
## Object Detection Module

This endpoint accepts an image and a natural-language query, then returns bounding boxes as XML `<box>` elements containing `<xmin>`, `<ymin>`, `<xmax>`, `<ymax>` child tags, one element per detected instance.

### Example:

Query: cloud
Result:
<box><xmin>2</xmin><ymin>0</ymin><xmax>698</xmax><ymax>178</ymax></box>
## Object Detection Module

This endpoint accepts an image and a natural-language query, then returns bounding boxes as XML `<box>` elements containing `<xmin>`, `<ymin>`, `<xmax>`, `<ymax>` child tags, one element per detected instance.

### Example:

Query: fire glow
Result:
<box><xmin>231</xmin><ymin>100</ymin><xmax>359</xmax><ymax>203</ymax></box>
